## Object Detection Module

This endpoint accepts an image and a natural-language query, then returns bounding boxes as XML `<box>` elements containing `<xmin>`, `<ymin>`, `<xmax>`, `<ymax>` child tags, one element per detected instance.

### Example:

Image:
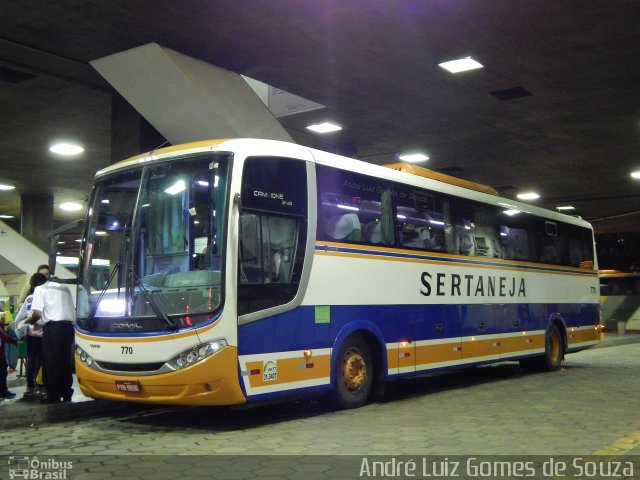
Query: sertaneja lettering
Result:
<box><xmin>420</xmin><ymin>271</ymin><xmax>526</xmax><ymax>298</ymax></box>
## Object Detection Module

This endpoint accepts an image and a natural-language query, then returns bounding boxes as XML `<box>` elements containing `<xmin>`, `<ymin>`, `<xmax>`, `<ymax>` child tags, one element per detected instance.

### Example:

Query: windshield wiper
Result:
<box><xmin>87</xmin><ymin>262</ymin><xmax>121</xmax><ymax>324</ymax></box>
<box><xmin>127</xmin><ymin>265</ymin><xmax>176</xmax><ymax>329</ymax></box>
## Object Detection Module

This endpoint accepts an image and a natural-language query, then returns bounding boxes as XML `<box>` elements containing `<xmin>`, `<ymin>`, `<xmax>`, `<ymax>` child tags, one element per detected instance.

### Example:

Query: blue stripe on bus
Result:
<box><xmin>237</xmin><ymin>302</ymin><xmax>599</xmax><ymax>356</ymax></box>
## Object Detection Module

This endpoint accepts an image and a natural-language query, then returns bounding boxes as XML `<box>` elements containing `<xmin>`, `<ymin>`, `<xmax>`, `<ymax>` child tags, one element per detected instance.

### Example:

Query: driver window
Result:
<box><xmin>238</xmin><ymin>156</ymin><xmax>308</xmax><ymax>315</ymax></box>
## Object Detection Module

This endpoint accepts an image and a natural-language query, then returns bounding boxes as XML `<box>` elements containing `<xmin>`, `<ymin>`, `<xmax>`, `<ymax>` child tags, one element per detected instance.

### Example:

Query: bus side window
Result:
<box><xmin>238</xmin><ymin>156</ymin><xmax>308</xmax><ymax>316</ymax></box>
<box><xmin>393</xmin><ymin>184</ymin><xmax>450</xmax><ymax>252</ymax></box>
<box><xmin>566</xmin><ymin>224</ymin><xmax>594</xmax><ymax>268</ymax></box>
<box><xmin>451</xmin><ymin>198</ymin><xmax>501</xmax><ymax>258</ymax></box>
<box><xmin>498</xmin><ymin>209</ymin><xmax>535</xmax><ymax>262</ymax></box>
<box><xmin>316</xmin><ymin>165</ymin><xmax>393</xmax><ymax>246</ymax></box>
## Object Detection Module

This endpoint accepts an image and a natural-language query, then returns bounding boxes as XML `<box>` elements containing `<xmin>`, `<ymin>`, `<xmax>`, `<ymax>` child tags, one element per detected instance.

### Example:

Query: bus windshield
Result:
<box><xmin>77</xmin><ymin>153</ymin><xmax>230</xmax><ymax>332</ymax></box>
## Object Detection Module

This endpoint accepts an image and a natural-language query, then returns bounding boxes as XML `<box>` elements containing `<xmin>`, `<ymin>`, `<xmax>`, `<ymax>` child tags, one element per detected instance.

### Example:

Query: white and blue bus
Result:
<box><xmin>69</xmin><ymin>139</ymin><xmax>600</xmax><ymax>408</ymax></box>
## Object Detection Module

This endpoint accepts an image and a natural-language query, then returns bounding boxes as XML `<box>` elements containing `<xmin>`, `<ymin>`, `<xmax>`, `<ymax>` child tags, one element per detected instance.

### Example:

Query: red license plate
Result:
<box><xmin>115</xmin><ymin>380</ymin><xmax>142</xmax><ymax>393</ymax></box>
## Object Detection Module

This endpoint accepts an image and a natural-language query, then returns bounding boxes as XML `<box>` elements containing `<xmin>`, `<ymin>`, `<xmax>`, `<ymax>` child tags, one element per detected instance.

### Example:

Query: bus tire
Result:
<box><xmin>519</xmin><ymin>323</ymin><xmax>564</xmax><ymax>372</ymax></box>
<box><xmin>332</xmin><ymin>334</ymin><xmax>373</xmax><ymax>409</ymax></box>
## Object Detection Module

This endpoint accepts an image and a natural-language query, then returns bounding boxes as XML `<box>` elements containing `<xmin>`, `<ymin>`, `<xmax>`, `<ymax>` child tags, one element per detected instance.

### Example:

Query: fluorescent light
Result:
<box><xmin>503</xmin><ymin>209</ymin><xmax>520</xmax><ymax>216</ymax></box>
<box><xmin>399</xmin><ymin>153</ymin><xmax>429</xmax><ymax>163</ymax></box>
<box><xmin>337</xmin><ymin>204</ymin><xmax>359</xmax><ymax>211</ymax></box>
<box><xmin>306</xmin><ymin>122</ymin><xmax>342</xmax><ymax>133</ymax></box>
<box><xmin>49</xmin><ymin>143</ymin><xmax>84</xmax><ymax>155</ymax></box>
<box><xmin>56</xmin><ymin>256</ymin><xmax>78</xmax><ymax>264</ymax></box>
<box><xmin>0</xmin><ymin>184</ymin><xmax>15</xmax><ymax>190</ymax></box>
<box><xmin>631</xmin><ymin>171</ymin><xmax>640</xmax><ymax>179</ymax></box>
<box><xmin>438</xmin><ymin>57</ymin><xmax>484</xmax><ymax>74</ymax></box>
<box><xmin>59</xmin><ymin>202</ymin><xmax>83</xmax><ymax>211</ymax></box>
<box><xmin>0</xmin><ymin>214</ymin><xmax>14</xmax><ymax>219</ymax></box>
<box><xmin>556</xmin><ymin>206</ymin><xmax>575</xmax><ymax>211</ymax></box>
<box><xmin>164</xmin><ymin>179</ymin><xmax>186</xmax><ymax>195</ymax></box>
<box><xmin>516</xmin><ymin>192</ymin><xmax>540</xmax><ymax>201</ymax></box>
<box><xmin>101</xmin><ymin>199</ymin><xmax>110</xmax><ymax>204</ymax></box>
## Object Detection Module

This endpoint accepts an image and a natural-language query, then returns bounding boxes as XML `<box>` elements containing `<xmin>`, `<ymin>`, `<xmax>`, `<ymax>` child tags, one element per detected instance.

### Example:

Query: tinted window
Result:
<box><xmin>317</xmin><ymin>165</ymin><xmax>394</xmax><ymax>246</ymax></box>
<box><xmin>238</xmin><ymin>157</ymin><xmax>308</xmax><ymax>316</ymax></box>
<box><xmin>451</xmin><ymin>198</ymin><xmax>501</xmax><ymax>258</ymax></box>
<box><xmin>241</xmin><ymin>156</ymin><xmax>306</xmax><ymax>216</ymax></box>
<box><xmin>534</xmin><ymin>218</ymin><xmax>567</xmax><ymax>265</ymax></box>
<box><xmin>497</xmin><ymin>209</ymin><xmax>536</xmax><ymax>262</ymax></box>
<box><xmin>566</xmin><ymin>224</ymin><xmax>594</xmax><ymax>267</ymax></box>
<box><xmin>393</xmin><ymin>183</ymin><xmax>452</xmax><ymax>252</ymax></box>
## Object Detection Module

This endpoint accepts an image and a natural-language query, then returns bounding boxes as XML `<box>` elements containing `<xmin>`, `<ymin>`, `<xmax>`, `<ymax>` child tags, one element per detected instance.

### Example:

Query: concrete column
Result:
<box><xmin>20</xmin><ymin>193</ymin><xmax>53</xmax><ymax>252</ymax></box>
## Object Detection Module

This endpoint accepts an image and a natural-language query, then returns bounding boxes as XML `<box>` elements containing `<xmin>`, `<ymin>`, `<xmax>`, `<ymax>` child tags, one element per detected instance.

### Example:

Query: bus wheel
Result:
<box><xmin>333</xmin><ymin>335</ymin><xmax>373</xmax><ymax>409</ymax></box>
<box><xmin>519</xmin><ymin>323</ymin><xmax>564</xmax><ymax>372</ymax></box>
<box><xmin>542</xmin><ymin>323</ymin><xmax>564</xmax><ymax>371</ymax></box>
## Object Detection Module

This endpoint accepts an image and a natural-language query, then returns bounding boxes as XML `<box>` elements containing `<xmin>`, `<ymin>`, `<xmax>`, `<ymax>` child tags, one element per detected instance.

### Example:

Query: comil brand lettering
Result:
<box><xmin>420</xmin><ymin>272</ymin><xmax>526</xmax><ymax>298</ymax></box>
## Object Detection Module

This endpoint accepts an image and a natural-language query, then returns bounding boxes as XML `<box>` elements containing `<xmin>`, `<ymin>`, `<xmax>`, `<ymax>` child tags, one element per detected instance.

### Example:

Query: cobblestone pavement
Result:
<box><xmin>1</xmin><ymin>342</ymin><xmax>639</xmax><ymax>479</ymax></box>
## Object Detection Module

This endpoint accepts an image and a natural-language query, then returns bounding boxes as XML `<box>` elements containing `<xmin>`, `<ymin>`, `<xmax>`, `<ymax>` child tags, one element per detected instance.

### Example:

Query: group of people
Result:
<box><xmin>1</xmin><ymin>264</ymin><xmax>77</xmax><ymax>404</ymax></box>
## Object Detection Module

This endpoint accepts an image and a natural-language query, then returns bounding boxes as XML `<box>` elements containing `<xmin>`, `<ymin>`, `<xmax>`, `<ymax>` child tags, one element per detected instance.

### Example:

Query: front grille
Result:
<box><xmin>96</xmin><ymin>361</ymin><xmax>165</xmax><ymax>372</ymax></box>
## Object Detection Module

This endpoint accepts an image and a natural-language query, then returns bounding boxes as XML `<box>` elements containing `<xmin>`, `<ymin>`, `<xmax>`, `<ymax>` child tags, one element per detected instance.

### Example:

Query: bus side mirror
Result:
<box><xmin>48</xmin><ymin>218</ymin><xmax>84</xmax><ymax>284</ymax></box>
<box><xmin>48</xmin><ymin>233</ymin><xmax>61</xmax><ymax>277</ymax></box>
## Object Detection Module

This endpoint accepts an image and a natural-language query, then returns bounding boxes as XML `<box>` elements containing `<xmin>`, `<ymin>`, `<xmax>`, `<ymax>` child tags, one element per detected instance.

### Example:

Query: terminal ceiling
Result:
<box><xmin>1</xmin><ymin>0</ymin><xmax>639</xmax><ymax>240</ymax></box>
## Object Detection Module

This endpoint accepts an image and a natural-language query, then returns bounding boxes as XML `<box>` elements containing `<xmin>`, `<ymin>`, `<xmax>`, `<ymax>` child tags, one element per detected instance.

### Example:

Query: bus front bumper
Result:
<box><xmin>75</xmin><ymin>346</ymin><xmax>246</xmax><ymax>406</ymax></box>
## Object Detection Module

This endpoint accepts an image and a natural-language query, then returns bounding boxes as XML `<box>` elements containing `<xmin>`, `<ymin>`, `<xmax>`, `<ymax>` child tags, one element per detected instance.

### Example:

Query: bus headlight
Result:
<box><xmin>75</xmin><ymin>345</ymin><xmax>94</xmax><ymax>367</ymax></box>
<box><xmin>167</xmin><ymin>339</ymin><xmax>227</xmax><ymax>370</ymax></box>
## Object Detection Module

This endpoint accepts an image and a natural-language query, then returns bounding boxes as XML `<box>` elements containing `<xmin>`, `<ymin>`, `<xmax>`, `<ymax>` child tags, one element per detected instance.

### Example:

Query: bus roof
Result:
<box><xmin>383</xmin><ymin>163</ymin><xmax>499</xmax><ymax>196</ymax></box>
<box><xmin>96</xmin><ymin>138</ymin><xmax>593</xmax><ymax>230</ymax></box>
<box><xmin>599</xmin><ymin>270</ymin><xmax>640</xmax><ymax>278</ymax></box>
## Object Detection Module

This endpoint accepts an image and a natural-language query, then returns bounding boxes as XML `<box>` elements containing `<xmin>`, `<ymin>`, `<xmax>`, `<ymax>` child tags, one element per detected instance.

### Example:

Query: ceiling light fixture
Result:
<box><xmin>49</xmin><ymin>143</ymin><xmax>84</xmax><ymax>155</ymax></box>
<box><xmin>164</xmin><ymin>179</ymin><xmax>187</xmax><ymax>196</ymax></box>
<box><xmin>0</xmin><ymin>184</ymin><xmax>15</xmax><ymax>190</ymax></box>
<box><xmin>516</xmin><ymin>192</ymin><xmax>540</xmax><ymax>201</ymax></box>
<box><xmin>306</xmin><ymin>122</ymin><xmax>342</xmax><ymax>133</ymax></box>
<box><xmin>438</xmin><ymin>57</ymin><xmax>484</xmax><ymax>74</ymax></box>
<box><xmin>59</xmin><ymin>202</ymin><xmax>83</xmax><ymax>211</ymax></box>
<box><xmin>0</xmin><ymin>214</ymin><xmax>14</xmax><ymax>219</ymax></box>
<box><xmin>631</xmin><ymin>170</ymin><xmax>640</xmax><ymax>179</ymax></box>
<box><xmin>399</xmin><ymin>153</ymin><xmax>429</xmax><ymax>163</ymax></box>
<box><xmin>556</xmin><ymin>206</ymin><xmax>575</xmax><ymax>211</ymax></box>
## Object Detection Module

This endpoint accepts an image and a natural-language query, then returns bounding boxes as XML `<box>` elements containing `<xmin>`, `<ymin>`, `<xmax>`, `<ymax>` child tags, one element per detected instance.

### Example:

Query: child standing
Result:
<box><xmin>0</xmin><ymin>312</ymin><xmax>17</xmax><ymax>398</ymax></box>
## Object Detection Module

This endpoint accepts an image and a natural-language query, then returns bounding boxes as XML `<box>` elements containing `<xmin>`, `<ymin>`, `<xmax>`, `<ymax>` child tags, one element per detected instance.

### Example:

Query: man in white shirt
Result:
<box><xmin>26</xmin><ymin>279</ymin><xmax>76</xmax><ymax>404</ymax></box>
